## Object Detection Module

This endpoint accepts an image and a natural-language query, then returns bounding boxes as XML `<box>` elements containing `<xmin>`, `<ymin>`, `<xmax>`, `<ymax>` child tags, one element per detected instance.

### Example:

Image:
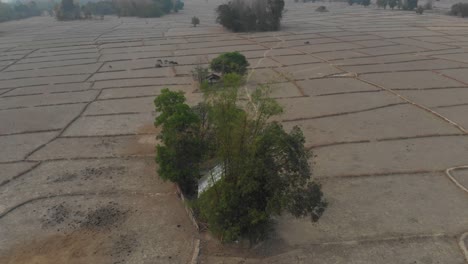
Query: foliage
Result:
<box><xmin>0</xmin><ymin>1</ymin><xmax>43</xmax><ymax>22</ymax></box>
<box><xmin>415</xmin><ymin>5</ymin><xmax>424</xmax><ymax>14</ymax></box>
<box><xmin>174</xmin><ymin>0</ymin><xmax>184</xmax><ymax>12</ymax></box>
<box><xmin>408</xmin><ymin>0</ymin><xmax>418</xmax><ymax>9</ymax></box>
<box><xmin>55</xmin><ymin>0</ymin><xmax>81</xmax><ymax>20</ymax></box>
<box><xmin>423</xmin><ymin>0</ymin><xmax>432</xmax><ymax>10</ymax></box>
<box><xmin>377</xmin><ymin>0</ymin><xmax>388</xmax><ymax>9</ymax></box>
<box><xmin>155</xmin><ymin>52</ymin><xmax>327</xmax><ymax>243</ymax></box>
<box><xmin>402</xmin><ymin>0</ymin><xmax>418</xmax><ymax>10</ymax></box>
<box><xmin>161</xmin><ymin>0</ymin><xmax>173</xmax><ymax>13</ymax></box>
<box><xmin>192</xmin><ymin>64</ymin><xmax>209</xmax><ymax>85</ymax></box>
<box><xmin>216</xmin><ymin>0</ymin><xmax>285</xmax><ymax>32</ymax></box>
<box><xmin>195</xmin><ymin>74</ymin><xmax>327</xmax><ymax>243</ymax></box>
<box><xmin>348</xmin><ymin>0</ymin><xmax>363</xmax><ymax>4</ymax></box>
<box><xmin>450</xmin><ymin>3</ymin><xmax>468</xmax><ymax>17</ymax></box>
<box><xmin>81</xmin><ymin>5</ymin><xmax>92</xmax><ymax>19</ymax></box>
<box><xmin>114</xmin><ymin>0</ymin><xmax>161</xmax><ymax>18</ymax></box>
<box><xmin>85</xmin><ymin>1</ymin><xmax>116</xmax><ymax>17</ymax></box>
<box><xmin>361</xmin><ymin>0</ymin><xmax>370</xmax><ymax>6</ymax></box>
<box><xmin>56</xmin><ymin>0</ymin><xmax>185</xmax><ymax>19</ymax></box>
<box><xmin>154</xmin><ymin>89</ymin><xmax>207</xmax><ymax>195</ymax></box>
<box><xmin>397</xmin><ymin>0</ymin><xmax>402</xmax><ymax>9</ymax></box>
<box><xmin>388</xmin><ymin>0</ymin><xmax>397</xmax><ymax>9</ymax></box>
<box><xmin>210</xmin><ymin>52</ymin><xmax>250</xmax><ymax>76</ymax></box>
<box><xmin>192</xmin><ymin>16</ymin><xmax>200</xmax><ymax>27</ymax></box>
<box><xmin>0</xmin><ymin>2</ymin><xmax>13</xmax><ymax>22</ymax></box>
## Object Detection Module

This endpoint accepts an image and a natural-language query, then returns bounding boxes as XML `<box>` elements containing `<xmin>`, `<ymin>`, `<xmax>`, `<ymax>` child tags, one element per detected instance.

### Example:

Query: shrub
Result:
<box><xmin>450</xmin><ymin>3</ymin><xmax>468</xmax><ymax>17</ymax></box>
<box><xmin>361</xmin><ymin>0</ymin><xmax>371</xmax><ymax>6</ymax></box>
<box><xmin>315</xmin><ymin>6</ymin><xmax>328</xmax><ymax>12</ymax></box>
<box><xmin>192</xmin><ymin>16</ymin><xmax>200</xmax><ymax>27</ymax></box>
<box><xmin>216</xmin><ymin>0</ymin><xmax>285</xmax><ymax>32</ymax></box>
<box><xmin>210</xmin><ymin>52</ymin><xmax>249</xmax><ymax>76</ymax></box>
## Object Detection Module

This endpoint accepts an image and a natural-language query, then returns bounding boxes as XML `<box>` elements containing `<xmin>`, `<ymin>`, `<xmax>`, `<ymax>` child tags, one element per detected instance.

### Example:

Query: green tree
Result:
<box><xmin>154</xmin><ymin>89</ymin><xmax>205</xmax><ymax>195</ymax></box>
<box><xmin>210</xmin><ymin>52</ymin><xmax>250</xmax><ymax>76</ymax></box>
<box><xmin>196</xmin><ymin>74</ymin><xmax>327</xmax><ymax>243</ymax></box>
<box><xmin>191</xmin><ymin>16</ymin><xmax>200</xmax><ymax>27</ymax></box>
<box><xmin>361</xmin><ymin>0</ymin><xmax>370</xmax><ymax>6</ymax></box>
<box><xmin>388</xmin><ymin>0</ymin><xmax>397</xmax><ymax>9</ymax></box>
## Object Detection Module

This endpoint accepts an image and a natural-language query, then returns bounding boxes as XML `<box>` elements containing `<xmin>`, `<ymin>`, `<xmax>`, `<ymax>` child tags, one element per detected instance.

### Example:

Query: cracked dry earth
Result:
<box><xmin>1</xmin><ymin>1</ymin><xmax>468</xmax><ymax>264</ymax></box>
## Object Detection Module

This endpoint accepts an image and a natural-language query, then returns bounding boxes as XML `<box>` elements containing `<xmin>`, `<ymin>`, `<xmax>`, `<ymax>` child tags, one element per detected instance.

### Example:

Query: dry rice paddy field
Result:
<box><xmin>0</xmin><ymin>0</ymin><xmax>467</xmax><ymax>263</ymax></box>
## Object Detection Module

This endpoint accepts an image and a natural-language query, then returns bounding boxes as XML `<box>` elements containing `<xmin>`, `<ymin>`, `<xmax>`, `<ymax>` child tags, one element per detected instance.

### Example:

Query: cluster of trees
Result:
<box><xmin>450</xmin><ymin>2</ymin><xmax>468</xmax><ymax>17</ymax></box>
<box><xmin>349</xmin><ymin>0</ymin><xmax>419</xmax><ymax>10</ymax></box>
<box><xmin>154</xmin><ymin>52</ymin><xmax>327</xmax><ymax>242</ymax></box>
<box><xmin>348</xmin><ymin>0</ymin><xmax>371</xmax><ymax>7</ymax></box>
<box><xmin>55</xmin><ymin>0</ymin><xmax>184</xmax><ymax>20</ymax></box>
<box><xmin>113</xmin><ymin>0</ymin><xmax>184</xmax><ymax>17</ymax></box>
<box><xmin>216</xmin><ymin>0</ymin><xmax>285</xmax><ymax>32</ymax></box>
<box><xmin>0</xmin><ymin>1</ymin><xmax>43</xmax><ymax>22</ymax></box>
<box><xmin>83</xmin><ymin>1</ymin><xmax>116</xmax><ymax>18</ymax></box>
<box><xmin>55</xmin><ymin>0</ymin><xmax>81</xmax><ymax>20</ymax></box>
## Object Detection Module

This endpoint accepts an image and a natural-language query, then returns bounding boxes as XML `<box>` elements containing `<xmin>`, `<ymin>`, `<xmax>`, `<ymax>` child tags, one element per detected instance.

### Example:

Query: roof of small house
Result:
<box><xmin>198</xmin><ymin>164</ymin><xmax>224</xmax><ymax>196</ymax></box>
<box><xmin>206</xmin><ymin>73</ymin><xmax>221</xmax><ymax>81</ymax></box>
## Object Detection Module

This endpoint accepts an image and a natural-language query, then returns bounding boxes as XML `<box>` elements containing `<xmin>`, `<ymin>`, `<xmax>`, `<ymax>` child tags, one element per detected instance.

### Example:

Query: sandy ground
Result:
<box><xmin>0</xmin><ymin>0</ymin><xmax>467</xmax><ymax>263</ymax></box>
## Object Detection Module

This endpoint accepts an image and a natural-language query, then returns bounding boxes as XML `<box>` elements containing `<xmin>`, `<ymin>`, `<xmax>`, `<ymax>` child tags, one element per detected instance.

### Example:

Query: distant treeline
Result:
<box><xmin>216</xmin><ymin>0</ymin><xmax>285</xmax><ymax>32</ymax></box>
<box><xmin>55</xmin><ymin>0</ymin><xmax>184</xmax><ymax>20</ymax></box>
<box><xmin>0</xmin><ymin>1</ymin><xmax>48</xmax><ymax>22</ymax></box>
